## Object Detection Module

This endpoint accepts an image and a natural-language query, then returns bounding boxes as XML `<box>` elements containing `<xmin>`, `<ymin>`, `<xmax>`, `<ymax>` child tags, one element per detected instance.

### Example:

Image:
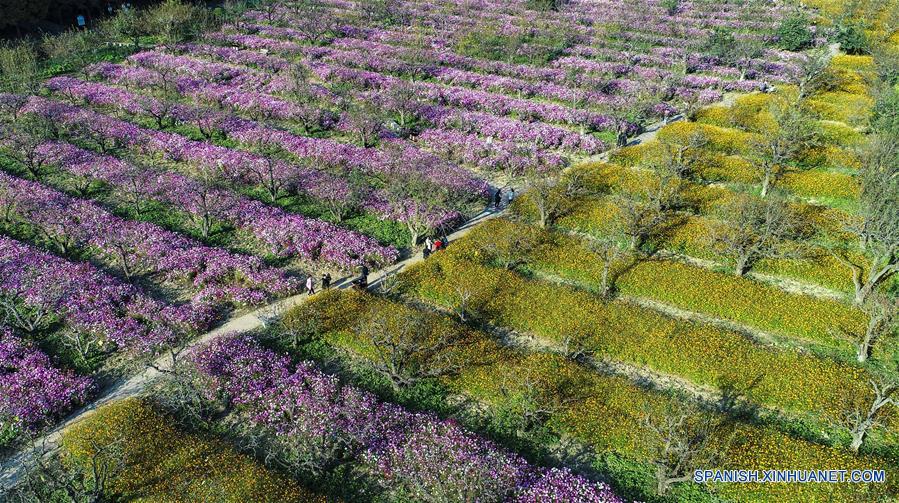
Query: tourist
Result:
<box><xmin>441</xmin><ymin>234</ymin><xmax>449</xmax><ymax>248</ymax></box>
<box><xmin>423</xmin><ymin>245</ymin><xmax>431</xmax><ymax>259</ymax></box>
<box><xmin>321</xmin><ymin>272</ymin><xmax>331</xmax><ymax>290</ymax></box>
<box><xmin>425</xmin><ymin>237</ymin><xmax>433</xmax><ymax>252</ymax></box>
<box><xmin>433</xmin><ymin>238</ymin><xmax>443</xmax><ymax>251</ymax></box>
<box><xmin>494</xmin><ymin>188</ymin><xmax>502</xmax><ymax>209</ymax></box>
<box><xmin>507</xmin><ymin>188</ymin><xmax>515</xmax><ymax>206</ymax></box>
<box><xmin>360</xmin><ymin>264</ymin><xmax>369</xmax><ymax>284</ymax></box>
<box><xmin>306</xmin><ymin>276</ymin><xmax>315</xmax><ymax>296</ymax></box>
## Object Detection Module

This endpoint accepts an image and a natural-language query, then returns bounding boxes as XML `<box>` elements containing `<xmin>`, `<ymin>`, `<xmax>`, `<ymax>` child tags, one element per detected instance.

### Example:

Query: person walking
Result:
<box><xmin>441</xmin><ymin>234</ymin><xmax>449</xmax><ymax>249</ymax></box>
<box><xmin>321</xmin><ymin>272</ymin><xmax>331</xmax><ymax>290</ymax></box>
<box><xmin>360</xmin><ymin>264</ymin><xmax>369</xmax><ymax>285</ymax></box>
<box><xmin>425</xmin><ymin>237</ymin><xmax>432</xmax><ymax>253</ymax></box>
<box><xmin>616</xmin><ymin>129</ymin><xmax>628</xmax><ymax>148</ymax></box>
<box><xmin>506</xmin><ymin>188</ymin><xmax>515</xmax><ymax>206</ymax></box>
<box><xmin>494</xmin><ymin>188</ymin><xmax>502</xmax><ymax>210</ymax></box>
<box><xmin>423</xmin><ymin>244</ymin><xmax>431</xmax><ymax>259</ymax></box>
<box><xmin>433</xmin><ymin>237</ymin><xmax>443</xmax><ymax>252</ymax></box>
<box><xmin>306</xmin><ymin>275</ymin><xmax>315</xmax><ymax>296</ymax></box>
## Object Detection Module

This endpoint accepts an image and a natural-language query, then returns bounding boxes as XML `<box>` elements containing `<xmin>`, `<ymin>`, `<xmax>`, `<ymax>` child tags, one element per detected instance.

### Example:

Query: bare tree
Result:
<box><xmin>0</xmin><ymin>41</ymin><xmax>42</xmax><ymax>96</ymax></box>
<box><xmin>842</xmin><ymin>376</ymin><xmax>897</xmax><ymax>453</ymax></box>
<box><xmin>524</xmin><ymin>164</ymin><xmax>582</xmax><ymax>229</ymax></box>
<box><xmin>831</xmin><ymin>135</ymin><xmax>899</xmax><ymax>305</ymax></box>
<box><xmin>587</xmin><ymin>231</ymin><xmax>630</xmax><ymax>299</ymax></box>
<box><xmin>445</xmin><ymin>286</ymin><xmax>472</xmax><ymax>322</ymax></box>
<box><xmin>381</xmin><ymin>156</ymin><xmax>452</xmax><ymax>245</ymax></box>
<box><xmin>41</xmin><ymin>29</ymin><xmax>102</xmax><ymax>79</ymax></box>
<box><xmin>358</xmin><ymin>0</ymin><xmax>407</xmax><ymax>26</ymax></box>
<box><xmin>243</xmin><ymin>140</ymin><xmax>298</xmax><ymax>203</ymax></box>
<box><xmin>96</xmin><ymin>226</ymin><xmax>156</xmax><ymax>282</ymax></box>
<box><xmin>399</xmin><ymin>27</ymin><xmax>438</xmax><ymax>83</ymax></box>
<box><xmin>472</xmin><ymin>223</ymin><xmax>543</xmax><ymax>271</ymax></box>
<box><xmin>58</xmin><ymin>328</ymin><xmax>110</xmax><ymax>370</ymax></box>
<box><xmin>643</xmin><ymin>400</ymin><xmax>731</xmax><ymax>496</ymax></box>
<box><xmin>180</xmin><ymin>164</ymin><xmax>237</xmax><ymax>240</ymax></box>
<box><xmin>748</xmin><ymin>99</ymin><xmax>820</xmax><ymax>197</ymax></box>
<box><xmin>256</xmin><ymin>0</ymin><xmax>285</xmax><ymax>25</ymax></box>
<box><xmin>381</xmin><ymin>82</ymin><xmax>424</xmax><ymax>138</ymax></box>
<box><xmin>284</xmin><ymin>63</ymin><xmax>316</xmax><ymax>104</ymax></box>
<box><xmin>185</xmin><ymin>106</ymin><xmax>226</xmax><ymax>141</ymax></box>
<box><xmin>9</xmin><ymin>437</ymin><xmax>125</xmax><ymax>503</ymax></box>
<box><xmin>657</xmin><ymin>129</ymin><xmax>710</xmax><ymax>181</ymax></box>
<box><xmin>345</xmin><ymin>102</ymin><xmax>385</xmax><ymax>148</ymax></box>
<box><xmin>0</xmin><ymin>116</ymin><xmax>54</xmax><ymax>181</ymax></box>
<box><xmin>836</xmin><ymin>293</ymin><xmax>899</xmax><ymax>363</ymax></box>
<box><xmin>494</xmin><ymin>364</ymin><xmax>587</xmax><ymax>442</ymax></box>
<box><xmin>279</xmin><ymin>301</ymin><xmax>326</xmax><ymax>350</ymax></box>
<box><xmin>69</xmin><ymin>119</ymin><xmax>129</xmax><ymax>156</ymax></box>
<box><xmin>732</xmin><ymin>37</ymin><xmax>765</xmax><ymax>81</ymax></box>
<box><xmin>154</xmin><ymin>345</ymin><xmax>219</xmax><ymax>428</ymax></box>
<box><xmin>290</xmin><ymin>0</ymin><xmax>340</xmax><ymax>45</ymax></box>
<box><xmin>797</xmin><ymin>47</ymin><xmax>834</xmax><ymax>100</ymax></box>
<box><xmin>136</xmin><ymin>66</ymin><xmax>182</xmax><ymax>130</ymax></box>
<box><xmin>614</xmin><ymin>162</ymin><xmax>686</xmax><ymax>254</ymax></box>
<box><xmin>0</xmin><ymin>286</ymin><xmax>60</xmax><ymax>334</ymax></box>
<box><xmin>113</xmin><ymin>156</ymin><xmax>160</xmax><ymax>218</ymax></box>
<box><xmin>714</xmin><ymin>195</ymin><xmax>805</xmax><ymax>277</ymax></box>
<box><xmin>359</xmin><ymin>310</ymin><xmax>477</xmax><ymax>390</ymax></box>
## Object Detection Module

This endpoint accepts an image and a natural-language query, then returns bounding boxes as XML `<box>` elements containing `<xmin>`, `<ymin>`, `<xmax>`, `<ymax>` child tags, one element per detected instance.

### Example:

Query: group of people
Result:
<box><xmin>422</xmin><ymin>235</ymin><xmax>449</xmax><ymax>259</ymax></box>
<box><xmin>306</xmin><ymin>264</ymin><xmax>371</xmax><ymax>295</ymax></box>
<box><xmin>305</xmin><ymin>272</ymin><xmax>332</xmax><ymax>296</ymax></box>
<box><xmin>493</xmin><ymin>187</ymin><xmax>515</xmax><ymax>210</ymax></box>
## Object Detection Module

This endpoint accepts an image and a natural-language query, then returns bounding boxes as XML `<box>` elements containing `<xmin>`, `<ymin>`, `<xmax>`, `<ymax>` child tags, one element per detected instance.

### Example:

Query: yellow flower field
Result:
<box><xmin>291</xmin><ymin>291</ymin><xmax>899</xmax><ymax>503</ymax></box>
<box><xmin>61</xmin><ymin>399</ymin><xmax>324</xmax><ymax>502</ymax></box>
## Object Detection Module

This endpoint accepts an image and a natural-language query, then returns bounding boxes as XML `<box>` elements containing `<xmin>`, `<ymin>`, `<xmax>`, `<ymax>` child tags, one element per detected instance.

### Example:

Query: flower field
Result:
<box><xmin>60</xmin><ymin>398</ymin><xmax>327</xmax><ymax>502</ymax></box>
<box><xmin>3</xmin><ymin>0</ymin><xmax>899</xmax><ymax>500</ymax></box>
<box><xmin>188</xmin><ymin>332</ymin><xmax>622</xmax><ymax>502</ymax></box>
<box><xmin>275</xmin><ymin>289</ymin><xmax>899</xmax><ymax>502</ymax></box>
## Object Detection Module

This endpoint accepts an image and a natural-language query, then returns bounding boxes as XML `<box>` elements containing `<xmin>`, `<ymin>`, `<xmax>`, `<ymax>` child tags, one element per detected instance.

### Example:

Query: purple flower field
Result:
<box><xmin>0</xmin><ymin>0</ymin><xmax>835</xmax><ymax>500</ymax></box>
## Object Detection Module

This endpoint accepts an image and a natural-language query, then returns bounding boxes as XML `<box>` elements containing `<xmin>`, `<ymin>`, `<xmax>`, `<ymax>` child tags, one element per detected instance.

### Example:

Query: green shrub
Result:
<box><xmin>660</xmin><ymin>0</ymin><xmax>680</xmax><ymax>15</ymax></box>
<box><xmin>456</xmin><ymin>25</ymin><xmax>517</xmax><ymax>62</ymax></box>
<box><xmin>703</xmin><ymin>27</ymin><xmax>736</xmax><ymax>61</ymax></box>
<box><xmin>144</xmin><ymin>0</ymin><xmax>218</xmax><ymax>45</ymax></box>
<box><xmin>833</xmin><ymin>22</ymin><xmax>870</xmax><ymax>55</ymax></box>
<box><xmin>525</xmin><ymin>0</ymin><xmax>569</xmax><ymax>11</ymax></box>
<box><xmin>776</xmin><ymin>14</ymin><xmax>815</xmax><ymax>51</ymax></box>
<box><xmin>872</xmin><ymin>85</ymin><xmax>899</xmax><ymax>135</ymax></box>
<box><xmin>455</xmin><ymin>23</ymin><xmax>571</xmax><ymax>65</ymax></box>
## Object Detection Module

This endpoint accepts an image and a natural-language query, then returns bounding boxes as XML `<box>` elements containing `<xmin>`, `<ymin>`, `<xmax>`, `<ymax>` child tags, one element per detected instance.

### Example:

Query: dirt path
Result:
<box><xmin>0</xmin><ymin>200</ymin><xmax>513</xmax><ymax>492</ymax></box>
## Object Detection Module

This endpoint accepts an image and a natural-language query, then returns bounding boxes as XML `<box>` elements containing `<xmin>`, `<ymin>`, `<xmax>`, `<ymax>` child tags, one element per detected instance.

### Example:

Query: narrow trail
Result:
<box><xmin>0</xmin><ymin>201</ymin><xmax>511</xmax><ymax>492</ymax></box>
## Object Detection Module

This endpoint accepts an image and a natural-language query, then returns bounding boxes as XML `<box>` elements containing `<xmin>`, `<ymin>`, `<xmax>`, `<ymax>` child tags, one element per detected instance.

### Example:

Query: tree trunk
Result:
<box><xmin>656</xmin><ymin>467</ymin><xmax>671</xmax><ymax>495</ymax></box>
<box><xmin>857</xmin><ymin>340</ymin><xmax>871</xmax><ymax>363</ymax></box>
<box><xmin>760</xmin><ymin>170</ymin><xmax>771</xmax><ymax>198</ymax></box>
<box><xmin>855</xmin><ymin>281</ymin><xmax>874</xmax><ymax>306</ymax></box>
<box><xmin>850</xmin><ymin>430</ymin><xmax>865</xmax><ymax>453</ymax></box>
<box><xmin>601</xmin><ymin>260</ymin><xmax>611</xmax><ymax>298</ymax></box>
<box><xmin>735</xmin><ymin>254</ymin><xmax>751</xmax><ymax>277</ymax></box>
